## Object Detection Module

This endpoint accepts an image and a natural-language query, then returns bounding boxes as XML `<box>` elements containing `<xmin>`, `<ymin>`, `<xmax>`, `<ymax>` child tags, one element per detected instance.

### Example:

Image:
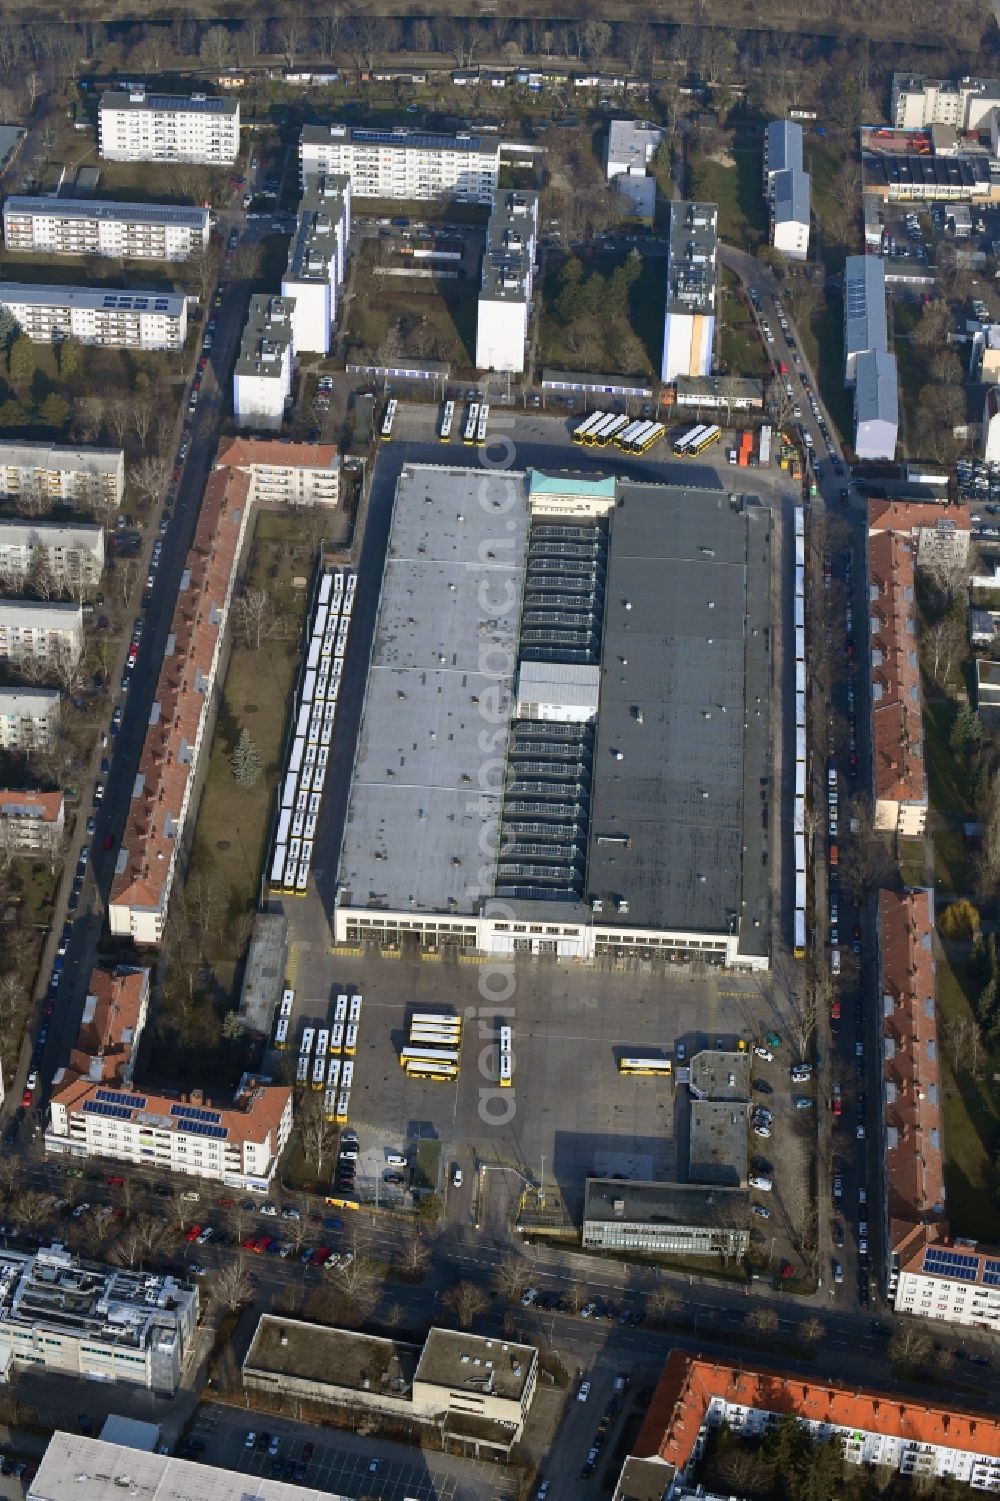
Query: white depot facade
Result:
<box><xmin>661</xmin><ymin>201</ymin><xmax>717</xmax><ymax>383</ymax></box>
<box><xmin>3</xmin><ymin>197</ymin><xmax>210</xmax><ymax>262</ymax></box>
<box><xmin>299</xmin><ymin>124</ymin><xmax>500</xmax><ymax>204</ymax></box>
<box><xmin>281</xmin><ymin>174</ymin><xmax>351</xmax><ymax>356</ymax></box>
<box><xmin>233</xmin><ymin>295</ymin><xmax>295</xmax><ymax>430</ymax></box>
<box><xmin>475</xmin><ymin>190</ymin><xmax>538</xmax><ymax>374</ymax></box>
<box><xmin>99</xmin><ymin>90</ymin><xmax>239</xmax><ymax>165</ymax></box>
<box><xmin>0</xmin><ymin>601</ymin><xmax>83</xmax><ymax>667</ymax></box>
<box><xmin>0</xmin><ymin>284</ymin><xmax>187</xmax><ymax>350</ymax></box>
<box><xmin>0</xmin><ymin>442</ymin><xmax>124</xmax><ymax>512</ymax></box>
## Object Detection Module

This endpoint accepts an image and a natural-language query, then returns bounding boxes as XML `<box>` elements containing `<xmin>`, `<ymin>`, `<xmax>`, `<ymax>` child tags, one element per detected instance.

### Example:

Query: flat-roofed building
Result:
<box><xmin>661</xmin><ymin>201</ymin><xmax>717</xmax><ymax>383</ymax></box>
<box><xmin>0</xmin><ymin>687</ymin><xmax>60</xmax><ymax>749</ymax></box>
<box><xmin>0</xmin><ymin>600</ymin><xmax>82</xmax><ymax>667</ymax></box>
<box><xmin>99</xmin><ymin>90</ymin><xmax>239</xmax><ymax>164</ymax></box>
<box><xmin>414</xmin><ymin>1328</ymin><xmax>538</xmax><ymax>1438</ymax></box>
<box><xmin>771</xmin><ymin>166</ymin><xmax>811</xmax><ymax>260</ymax></box>
<box><xmin>892</xmin><ymin>72</ymin><xmax>1000</xmax><ymax>131</ymax></box>
<box><xmin>0</xmin><ymin>284</ymin><xmax>187</xmax><ymax>350</ymax></box>
<box><xmin>605</xmin><ymin>119</ymin><xmax>663</xmax><ymax>180</ymax></box>
<box><xmin>476</xmin><ymin>189</ymin><xmax>538</xmax><ymax>373</ymax></box>
<box><xmin>844</xmin><ymin>254</ymin><xmax>888</xmax><ymax>385</ymax></box>
<box><xmin>0</xmin><ymin>1243</ymin><xmax>197</xmax><ymax>1393</ymax></box>
<box><xmin>868</xmin><ymin>499</ymin><xmax>971</xmax><ymax>568</ymax></box>
<box><xmin>867</xmin><ymin>520</ymin><xmax>927</xmax><ymax>836</ymax></box>
<box><xmin>233</xmin><ymin>295</ymin><xmax>295</xmax><ymax>431</ymax></box>
<box><xmin>854</xmin><ymin>346</ymin><xmax>898</xmax><ymax>460</ymax></box>
<box><xmin>0</xmin><ymin>789</ymin><xmax>63</xmax><ymax>854</ymax></box>
<box><xmin>281</xmin><ymin>174</ymin><xmax>351</xmax><ymax>356</ymax></box>
<box><xmin>673</xmin><ymin>374</ymin><xmax>764</xmax><ymax>412</ymax></box>
<box><xmin>299</xmin><ymin>124</ymin><xmax>499</xmax><ymax>204</ymax></box>
<box><xmin>0</xmin><ymin>442</ymin><xmax>123</xmax><ymax>513</ymax></box>
<box><xmin>214</xmin><ymin>438</ymin><xmax>340</xmax><ymax>507</ymax></box>
<box><xmin>515</xmin><ymin>661</ymin><xmax>600</xmax><ymax>722</ymax></box>
<box><xmin>0</xmin><ymin>520</ymin><xmax>104</xmax><ymax>590</ymax></box>
<box><xmin>3</xmin><ymin>198</ymin><xmax>210</xmax><ymax>261</ymax></box>
<box><xmin>582</xmin><ymin>1179</ymin><xmax>749</xmax><ymax>1258</ymax></box>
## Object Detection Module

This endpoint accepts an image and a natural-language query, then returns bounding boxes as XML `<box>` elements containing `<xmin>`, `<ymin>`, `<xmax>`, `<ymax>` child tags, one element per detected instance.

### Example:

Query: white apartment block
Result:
<box><xmin>215</xmin><ymin>438</ymin><xmax>340</xmax><ymax>507</ymax></box>
<box><xmin>0</xmin><ymin>601</ymin><xmax>82</xmax><ymax>667</ymax></box>
<box><xmin>46</xmin><ymin>1075</ymin><xmax>294</xmax><ymax>1194</ymax></box>
<box><xmin>299</xmin><ymin>124</ymin><xmax>500</xmax><ymax>205</ymax></box>
<box><xmin>772</xmin><ymin>167</ymin><xmax>811</xmax><ymax>260</ymax></box>
<box><xmin>605</xmin><ymin>119</ymin><xmax>663</xmax><ymax>180</ymax></box>
<box><xmin>0</xmin><ymin>687</ymin><xmax>60</xmax><ymax>750</ymax></box>
<box><xmin>854</xmin><ymin>347</ymin><xmax>899</xmax><ymax>460</ymax></box>
<box><xmin>233</xmin><ymin>295</ymin><xmax>295</xmax><ymax>430</ymax></box>
<box><xmin>0</xmin><ymin>442</ymin><xmax>124</xmax><ymax>514</ymax></box>
<box><xmin>3</xmin><ymin>198</ymin><xmax>210</xmax><ymax>262</ymax></box>
<box><xmin>891</xmin><ymin>1226</ymin><xmax>1000</xmax><ymax>1334</ymax></box>
<box><xmin>281</xmin><ymin>174</ymin><xmax>351</xmax><ymax>356</ymax></box>
<box><xmin>892</xmin><ymin>72</ymin><xmax>1000</xmax><ymax>132</ymax></box>
<box><xmin>476</xmin><ymin>190</ymin><xmax>538</xmax><ymax>374</ymax></box>
<box><xmin>0</xmin><ymin>790</ymin><xmax>64</xmax><ymax>854</ymax></box>
<box><xmin>0</xmin><ymin>284</ymin><xmax>187</xmax><ymax>351</ymax></box>
<box><xmin>0</xmin><ymin>520</ymin><xmax>104</xmax><ymax>590</ymax></box>
<box><xmin>764</xmin><ymin>118</ymin><xmax>804</xmax><ymax>189</ymax></box>
<box><xmin>0</xmin><ymin>1243</ymin><xmax>197</xmax><ymax>1394</ymax></box>
<box><xmin>99</xmin><ymin>89</ymin><xmax>239</xmax><ymax>165</ymax></box>
<box><xmin>661</xmin><ymin>201</ymin><xmax>717</xmax><ymax>383</ymax></box>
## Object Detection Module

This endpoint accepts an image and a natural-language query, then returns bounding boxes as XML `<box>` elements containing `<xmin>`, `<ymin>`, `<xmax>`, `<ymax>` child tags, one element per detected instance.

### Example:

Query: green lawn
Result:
<box><xmin>936</xmin><ymin>956</ymin><xmax>1000</xmax><ymax>1241</ymax></box>
<box><xmin>933</xmin><ymin>829</ymin><xmax>975</xmax><ymax>894</ymax></box>
<box><xmin>923</xmin><ymin>694</ymin><xmax>977</xmax><ymax>815</ymax></box>
<box><xmin>719</xmin><ymin>272</ymin><xmax>769</xmax><ymax>378</ymax></box>
<box><xmin>898</xmin><ymin>837</ymin><xmax>927</xmax><ymax>890</ymax></box>
<box><xmin>689</xmin><ymin>151</ymin><xmax>768</xmax><ymax>251</ymax></box>
<box><xmin>893</xmin><ymin>303</ymin><xmax>924</xmax><ymax>458</ymax></box>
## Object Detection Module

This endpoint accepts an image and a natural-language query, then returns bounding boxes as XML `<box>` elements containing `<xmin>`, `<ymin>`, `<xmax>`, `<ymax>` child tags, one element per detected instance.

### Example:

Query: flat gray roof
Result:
<box><xmin>300</xmin><ymin>123</ymin><xmax>494</xmax><ymax>155</ymax></box>
<box><xmin>606</xmin><ymin>119</ymin><xmax>662</xmax><ymax>171</ymax></box>
<box><xmin>689</xmin><ymin>1099</ymin><xmax>749</xmax><ymax>1187</ymax></box>
<box><xmin>0</xmin><ymin>441</ymin><xmax>121</xmax><ymax>472</ymax></box>
<box><xmin>244</xmin><ymin>1314</ymin><xmax>418</xmax><ymax>1395</ymax></box>
<box><xmin>666</xmin><ymin>200</ymin><xmax>717</xmax><ymax>317</ymax></box>
<box><xmin>235</xmin><ymin>295</ymin><xmax>294</xmax><ymax>378</ymax></box>
<box><xmin>0</xmin><ymin>283</ymin><xmax>185</xmax><ymax>314</ymax></box>
<box><xmin>285</xmin><ymin>174</ymin><xmax>349</xmax><ymax>285</ymax></box>
<box><xmin>586</xmin><ymin>482</ymin><xmax>772</xmax><ymax>955</ymax></box>
<box><xmin>480</xmin><ymin>190</ymin><xmax>537</xmax><ymax>303</ymax></box>
<box><xmin>688</xmin><ymin>1049</ymin><xmax>751</xmax><ymax>1101</ymax></box>
<box><xmin>583</xmin><ymin>1177</ymin><xmax>749</xmax><ymax>1228</ymax></box>
<box><xmin>337</xmin><ymin>464</ymin><xmax>528</xmax><ymax>916</ymax></box>
<box><xmin>99</xmin><ymin>90</ymin><xmax>237</xmax><ymax>116</ymax></box>
<box><xmin>415</xmin><ymin>1328</ymin><xmax>535</xmax><ymax>1401</ymax></box>
<box><xmin>5</xmin><ymin>197</ymin><xmax>209</xmax><ymax>229</ymax></box>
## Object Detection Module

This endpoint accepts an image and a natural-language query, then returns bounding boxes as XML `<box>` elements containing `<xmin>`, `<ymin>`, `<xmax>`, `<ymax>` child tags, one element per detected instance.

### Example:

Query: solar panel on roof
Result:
<box><xmin>83</xmin><ymin>1099</ymin><xmax>132</xmax><ymax>1121</ymax></box>
<box><xmin>170</xmin><ymin>1102</ymin><xmax>222</xmax><ymax>1124</ymax></box>
<box><xmin>983</xmin><ymin>1257</ymin><xmax>1000</xmax><ymax>1287</ymax></box>
<box><xmin>923</xmin><ymin>1247</ymin><xmax>979</xmax><ymax>1281</ymax></box>
<box><xmin>183</xmin><ymin>1120</ymin><xmax>228</xmax><ymax>1140</ymax></box>
<box><xmin>96</xmin><ymin>1088</ymin><xmax>147</xmax><ymax>1110</ymax></box>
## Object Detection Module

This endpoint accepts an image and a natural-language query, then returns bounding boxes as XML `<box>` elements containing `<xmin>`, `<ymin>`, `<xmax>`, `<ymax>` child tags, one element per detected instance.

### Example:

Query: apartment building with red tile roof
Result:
<box><xmin>878</xmin><ymin>887</ymin><xmax>944</xmax><ymax>1226</ymax></box>
<box><xmin>633</xmin><ymin>1351</ymin><xmax>1000</xmax><ymax>1490</ymax></box>
<box><xmin>868</xmin><ymin>499</ymin><xmax>972</xmax><ymax>568</ymax></box>
<box><xmin>107</xmin><ymin>464</ymin><xmax>253</xmax><ymax>945</ymax></box>
<box><xmin>0</xmin><ymin>788</ymin><xmax>63</xmax><ymax>853</ymax></box>
<box><xmin>63</xmin><ymin>965</ymin><xmax>150</xmax><ymax>1087</ymax></box>
<box><xmin>867</xmin><ymin>523</ymin><xmax>927</xmax><ymax>835</ymax></box>
<box><xmin>891</xmin><ymin>1221</ymin><xmax>1000</xmax><ymax>1332</ymax></box>
<box><xmin>215</xmin><ymin>437</ymin><xmax>339</xmax><ymax>508</ymax></box>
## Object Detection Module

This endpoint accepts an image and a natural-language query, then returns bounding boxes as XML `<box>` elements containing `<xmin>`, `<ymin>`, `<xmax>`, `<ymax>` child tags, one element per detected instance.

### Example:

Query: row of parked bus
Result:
<box><xmin>269</xmin><ymin>571</ymin><xmax>355</xmax><ymax>897</ymax></box>
<box><xmin>793</xmin><ymin>507</ymin><xmax>807</xmax><ymax>960</ymax></box>
<box><xmin>671</xmin><ymin>423</ymin><xmax>722</xmax><ymax>457</ymax></box>
<box><xmin>400</xmin><ymin>1010</ymin><xmax>463</xmax><ymax>1082</ymax></box>
<box><xmin>572</xmin><ymin>411</ymin><xmax>666</xmax><ymax>454</ymax></box>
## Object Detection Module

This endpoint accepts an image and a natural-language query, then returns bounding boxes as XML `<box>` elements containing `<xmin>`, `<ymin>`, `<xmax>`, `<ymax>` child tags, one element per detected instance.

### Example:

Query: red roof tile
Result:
<box><xmin>868</xmin><ymin>527</ymin><xmax>926</xmax><ymax>810</ymax></box>
<box><xmin>215</xmin><ymin>437</ymin><xmax>338</xmax><ymax>470</ymax></box>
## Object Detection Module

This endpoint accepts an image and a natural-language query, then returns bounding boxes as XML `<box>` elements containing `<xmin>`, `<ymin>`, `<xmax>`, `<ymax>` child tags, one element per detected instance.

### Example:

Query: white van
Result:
<box><xmin>386</xmin><ymin>1153</ymin><xmax>407</xmax><ymax>1168</ymax></box>
<box><xmin>748</xmin><ymin>1174</ymin><xmax>773</xmax><ymax>1192</ymax></box>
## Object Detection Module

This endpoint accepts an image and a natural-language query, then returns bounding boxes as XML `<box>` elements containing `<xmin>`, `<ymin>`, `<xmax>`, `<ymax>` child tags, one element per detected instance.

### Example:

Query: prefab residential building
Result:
<box><xmin>99</xmin><ymin>89</ymin><xmax>240</xmax><ymax>165</ymax></box>
<box><xmin>0</xmin><ymin>284</ymin><xmax>187</xmax><ymax>350</ymax></box>
<box><xmin>3</xmin><ymin>197</ymin><xmax>210</xmax><ymax>262</ymax></box>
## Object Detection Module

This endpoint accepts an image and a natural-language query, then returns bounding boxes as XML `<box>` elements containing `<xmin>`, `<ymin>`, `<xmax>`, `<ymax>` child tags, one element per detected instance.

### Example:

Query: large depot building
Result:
<box><xmin>333</xmin><ymin>466</ymin><xmax>774</xmax><ymax>971</ymax></box>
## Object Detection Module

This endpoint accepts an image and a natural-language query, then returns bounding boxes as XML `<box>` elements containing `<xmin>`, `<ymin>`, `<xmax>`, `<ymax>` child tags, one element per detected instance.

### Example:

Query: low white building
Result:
<box><xmin>0</xmin><ymin>520</ymin><xmax>104</xmax><ymax>590</ymax></box>
<box><xmin>854</xmin><ymin>347</ymin><xmax>899</xmax><ymax>460</ymax></box>
<box><xmin>0</xmin><ymin>600</ymin><xmax>83</xmax><ymax>667</ymax></box>
<box><xmin>984</xmin><ymin>386</ymin><xmax>1000</xmax><ymax>462</ymax></box>
<box><xmin>0</xmin><ymin>789</ymin><xmax>64</xmax><ymax>854</ymax></box>
<box><xmin>0</xmin><ymin>442</ymin><xmax>124</xmax><ymax>514</ymax></box>
<box><xmin>515</xmin><ymin>661</ymin><xmax>599</xmax><ymax>722</ymax></box>
<box><xmin>281</xmin><ymin>174</ymin><xmax>351</xmax><ymax>356</ymax></box>
<box><xmin>215</xmin><ymin>438</ymin><xmax>340</xmax><ymax>507</ymax></box>
<box><xmin>0</xmin><ymin>687</ymin><xmax>60</xmax><ymax>750</ymax></box>
<box><xmin>99</xmin><ymin>89</ymin><xmax>240</xmax><ymax>165</ymax></box>
<box><xmin>0</xmin><ymin>284</ymin><xmax>187</xmax><ymax>350</ymax></box>
<box><xmin>299</xmin><ymin>123</ymin><xmax>499</xmax><ymax>204</ymax></box>
<box><xmin>475</xmin><ymin>190</ymin><xmax>538</xmax><ymax>374</ymax></box>
<box><xmin>605</xmin><ymin>119</ymin><xmax>662</xmax><ymax>180</ymax></box>
<box><xmin>233</xmin><ymin>295</ymin><xmax>295</xmax><ymax>430</ymax></box>
<box><xmin>3</xmin><ymin>198</ymin><xmax>210</xmax><ymax>262</ymax></box>
<box><xmin>771</xmin><ymin>167</ymin><xmax>811</xmax><ymax>260</ymax></box>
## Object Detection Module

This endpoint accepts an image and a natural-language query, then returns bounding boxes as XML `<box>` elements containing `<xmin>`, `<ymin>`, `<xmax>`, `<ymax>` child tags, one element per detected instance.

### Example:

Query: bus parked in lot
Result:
<box><xmin>439</xmin><ymin>399</ymin><xmax>455</xmax><ymax>441</ymax></box>
<box><xmin>617</xmin><ymin>1056</ymin><xmax>674</xmax><ymax>1076</ymax></box>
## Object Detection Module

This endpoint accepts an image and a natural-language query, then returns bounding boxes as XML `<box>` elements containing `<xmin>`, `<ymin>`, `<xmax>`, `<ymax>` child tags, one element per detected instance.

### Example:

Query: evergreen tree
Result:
<box><xmin>8</xmin><ymin>334</ymin><xmax>34</xmax><ymax>381</ymax></box>
<box><xmin>230</xmin><ymin>727</ymin><xmax>263</xmax><ymax>787</ymax></box>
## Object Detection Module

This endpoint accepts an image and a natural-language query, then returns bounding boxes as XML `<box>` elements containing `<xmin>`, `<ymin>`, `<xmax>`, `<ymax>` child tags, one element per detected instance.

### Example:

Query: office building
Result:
<box><xmin>0</xmin><ymin>1243</ymin><xmax>197</xmax><ymax>1394</ymax></box>
<box><xmin>854</xmin><ymin>347</ymin><xmax>899</xmax><ymax>460</ymax></box>
<box><xmin>214</xmin><ymin>438</ymin><xmax>340</xmax><ymax>507</ymax></box>
<box><xmin>233</xmin><ymin>295</ymin><xmax>295</xmax><ymax>431</ymax></box>
<box><xmin>3</xmin><ymin>198</ymin><xmax>211</xmax><ymax>262</ymax></box>
<box><xmin>0</xmin><ymin>284</ymin><xmax>187</xmax><ymax>350</ymax></box>
<box><xmin>46</xmin><ymin>1073</ymin><xmax>293</xmax><ymax>1193</ymax></box>
<box><xmin>605</xmin><ymin>119</ymin><xmax>662</xmax><ymax>179</ymax></box>
<box><xmin>891</xmin><ymin>1222</ymin><xmax>1000</xmax><ymax>1333</ymax></box>
<box><xmin>281</xmin><ymin>174</ymin><xmax>351</xmax><ymax>356</ymax></box>
<box><xmin>0</xmin><ymin>600</ymin><xmax>82</xmax><ymax>668</ymax></box>
<box><xmin>244</xmin><ymin>1317</ymin><xmax>538</xmax><ymax>1453</ymax></box>
<box><xmin>866</xmin><ymin>515</ymin><xmax>927</xmax><ymax>836</ymax></box>
<box><xmin>0</xmin><ymin>789</ymin><xmax>64</xmax><ymax>854</ymax></box>
<box><xmin>0</xmin><ymin>520</ymin><xmax>104</xmax><ymax>590</ymax></box>
<box><xmin>475</xmin><ymin>189</ymin><xmax>538</xmax><ymax>373</ymax></box>
<box><xmin>633</xmin><ymin>1351</ymin><xmax>1000</xmax><ymax>1492</ymax></box>
<box><xmin>0</xmin><ymin>687</ymin><xmax>60</xmax><ymax>750</ymax></box>
<box><xmin>771</xmin><ymin>166</ymin><xmax>811</xmax><ymax>260</ymax></box>
<box><xmin>0</xmin><ymin>442</ymin><xmax>123</xmax><ymax>514</ymax></box>
<box><xmin>763</xmin><ymin>118</ymin><xmax>804</xmax><ymax>188</ymax></box>
<box><xmin>843</xmin><ymin>254</ymin><xmax>888</xmax><ymax>384</ymax></box>
<box><xmin>98</xmin><ymin>90</ymin><xmax>239</xmax><ymax>165</ymax></box>
<box><xmin>892</xmin><ymin>72</ymin><xmax>1000</xmax><ymax>132</ymax></box>
<box><xmin>582</xmin><ymin>1180</ymin><xmax>749</xmax><ymax>1258</ymax></box>
<box><xmin>660</xmin><ymin>201</ymin><xmax>717</xmax><ymax>383</ymax></box>
<box><xmin>299</xmin><ymin>124</ymin><xmax>500</xmax><ymax>204</ymax></box>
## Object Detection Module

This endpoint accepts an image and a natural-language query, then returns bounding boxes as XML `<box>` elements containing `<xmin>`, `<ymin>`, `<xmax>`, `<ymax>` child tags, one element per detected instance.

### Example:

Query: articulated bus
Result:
<box><xmin>439</xmin><ymin>399</ymin><xmax>455</xmax><ymax>441</ymax></box>
<box><xmin>311</xmin><ymin>1056</ymin><xmax>326</xmax><ymax>1090</ymax></box>
<box><xmin>342</xmin><ymin>1060</ymin><xmax>355</xmax><ymax>1090</ymax></box>
<box><xmin>380</xmin><ymin>398</ymin><xmax>397</xmax><ymax>440</ymax></box>
<box><xmin>672</xmin><ymin>424</ymin><xmax>709</xmax><ymax>456</ymax></box>
<box><xmin>323</xmin><ymin>1087</ymin><xmax>337</xmax><ymax>1122</ymax></box>
<box><xmin>334</xmin><ymin>994</ymin><xmax>348</xmax><ymax>1025</ymax></box>
<box><xmin>636</xmin><ymin>422</ymin><xmax>666</xmax><ymax>454</ymax></box>
<box><xmin>476</xmin><ymin>403</ymin><xmax>489</xmax><ymax>446</ymax></box>
<box><xmin>315</xmin><ymin>1029</ymin><xmax>329</xmax><ymax>1061</ymax></box>
<box><xmin>296</xmin><ymin>1056</ymin><xmax>309</xmax><ymax>1085</ymax></box>
<box><xmin>617</xmin><ymin>1056</ymin><xmax>674</xmax><ymax>1077</ymax></box>
<box><xmin>344</xmin><ymin>1023</ymin><xmax>358</xmax><ymax>1057</ymax></box>
<box><xmin>499</xmin><ymin>1024</ymin><xmax>513</xmax><ymax>1088</ymax></box>
<box><xmin>463</xmin><ymin>402</ymin><xmax>480</xmax><ymax>443</ymax></box>
<box><xmin>349</xmin><ymin>995</ymin><xmax>363</xmax><ymax>1025</ymax></box>
<box><xmin>327</xmin><ymin>1057</ymin><xmax>341</xmax><ymax>1091</ymax></box>
<box><xmin>280</xmin><ymin>989</ymin><xmax>294</xmax><ymax>1020</ymax></box>
<box><xmin>689</xmin><ymin>424</ymin><xmax>721</xmax><ymax>455</ymax></box>
<box><xmin>573</xmin><ymin>411</ymin><xmax>606</xmax><ymax>444</ymax></box>
<box><xmin>300</xmin><ymin>1026</ymin><xmax>315</xmax><ymax>1057</ymax></box>
<box><xmin>403</xmin><ymin>1059</ymin><xmax>459</xmax><ymax>1082</ymax></box>
<box><xmin>615</xmin><ymin>420</ymin><xmax>646</xmax><ymax>451</ymax></box>
<box><xmin>274</xmin><ymin>1018</ymin><xmax>289</xmax><ymax>1050</ymax></box>
<box><xmin>400</xmin><ymin>1046</ymin><xmax>460</xmax><ymax>1067</ymax></box>
<box><xmin>331</xmin><ymin>1022</ymin><xmax>344</xmax><ymax>1053</ymax></box>
<box><xmin>409</xmin><ymin>1027</ymin><xmax>463</xmax><ymax>1046</ymax></box>
<box><xmin>594</xmin><ymin>413</ymin><xmax>630</xmax><ymax>447</ymax></box>
<box><xmin>336</xmin><ymin>1091</ymin><xmax>350</xmax><ymax>1123</ymax></box>
<box><xmin>410</xmin><ymin>1012</ymin><xmax>460</xmax><ymax>1032</ymax></box>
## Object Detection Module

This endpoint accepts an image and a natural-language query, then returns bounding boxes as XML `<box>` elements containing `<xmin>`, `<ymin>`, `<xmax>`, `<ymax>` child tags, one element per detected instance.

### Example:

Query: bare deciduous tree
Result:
<box><xmin>492</xmin><ymin>1253</ymin><xmax>532</xmax><ymax>1305</ymax></box>
<box><xmin>443</xmin><ymin>1280</ymin><xmax>489</xmax><ymax>1329</ymax></box>
<box><xmin>212</xmin><ymin>1261</ymin><xmax>255</xmax><ymax>1312</ymax></box>
<box><xmin>646</xmin><ymin>1284</ymin><xmax>682</xmax><ymax>1324</ymax></box>
<box><xmin>236</xmin><ymin>586</ymin><xmax>277</xmax><ymax>649</ymax></box>
<box><xmin>745</xmin><ymin>1305</ymin><xmax>779</xmax><ymax>1333</ymax></box>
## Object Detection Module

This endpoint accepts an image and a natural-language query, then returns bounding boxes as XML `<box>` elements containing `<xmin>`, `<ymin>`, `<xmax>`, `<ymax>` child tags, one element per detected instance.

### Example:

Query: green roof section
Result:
<box><xmin>528</xmin><ymin>469</ymin><xmax>617</xmax><ymax>500</ymax></box>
